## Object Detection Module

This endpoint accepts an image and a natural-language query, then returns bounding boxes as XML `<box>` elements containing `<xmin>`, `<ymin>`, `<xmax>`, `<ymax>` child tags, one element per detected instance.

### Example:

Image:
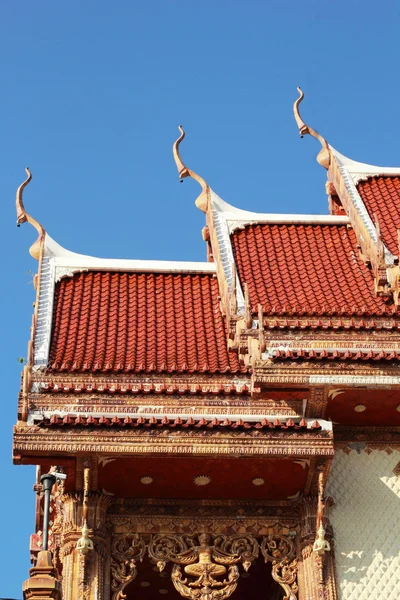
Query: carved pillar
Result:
<box><xmin>298</xmin><ymin>498</ymin><xmax>338</xmax><ymax>600</ymax></box>
<box><xmin>59</xmin><ymin>491</ymin><xmax>111</xmax><ymax>600</ymax></box>
<box><xmin>23</xmin><ymin>550</ymin><xmax>62</xmax><ymax>600</ymax></box>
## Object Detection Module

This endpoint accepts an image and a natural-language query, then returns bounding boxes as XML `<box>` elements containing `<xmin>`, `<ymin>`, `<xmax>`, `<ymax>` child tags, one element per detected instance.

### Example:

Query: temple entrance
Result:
<box><xmin>124</xmin><ymin>555</ymin><xmax>283</xmax><ymax>600</ymax></box>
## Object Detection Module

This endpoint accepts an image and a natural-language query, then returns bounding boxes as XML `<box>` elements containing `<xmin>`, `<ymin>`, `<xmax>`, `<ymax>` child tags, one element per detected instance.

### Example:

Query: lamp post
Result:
<box><xmin>40</xmin><ymin>471</ymin><xmax>66</xmax><ymax>551</ymax></box>
<box><xmin>22</xmin><ymin>471</ymin><xmax>65</xmax><ymax>599</ymax></box>
<box><xmin>40</xmin><ymin>473</ymin><xmax>57</xmax><ymax>552</ymax></box>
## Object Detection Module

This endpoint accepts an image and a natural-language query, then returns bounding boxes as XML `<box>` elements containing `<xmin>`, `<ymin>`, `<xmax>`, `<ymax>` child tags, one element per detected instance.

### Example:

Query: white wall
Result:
<box><xmin>326</xmin><ymin>449</ymin><xmax>400</xmax><ymax>600</ymax></box>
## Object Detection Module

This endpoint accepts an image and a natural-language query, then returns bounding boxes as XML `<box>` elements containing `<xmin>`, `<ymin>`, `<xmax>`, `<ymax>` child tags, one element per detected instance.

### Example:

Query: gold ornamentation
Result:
<box><xmin>140</xmin><ymin>476</ymin><xmax>153</xmax><ymax>485</ymax></box>
<box><xmin>293</xmin><ymin>87</ymin><xmax>330</xmax><ymax>169</ymax></box>
<box><xmin>171</xmin><ymin>562</ymin><xmax>239</xmax><ymax>600</ymax></box>
<box><xmin>111</xmin><ymin>533</ymin><xmax>146</xmax><ymax>600</ymax></box>
<box><xmin>148</xmin><ymin>534</ymin><xmax>190</xmax><ymax>572</ymax></box>
<box><xmin>172</xmin><ymin>126</ymin><xmax>210</xmax><ymax>213</ymax></box>
<box><xmin>260</xmin><ymin>536</ymin><xmax>295</xmax><ymax>563</ymax></box>
<box><xmin>152</xmin><ymin>534</ymin><xmax>243</xmax><ymax>600</ymax></box>
<box><xmin>16</xmin><ymin>167</ymin><xmax>45</xmax><ymax>260</ymax></box>
<box><xmin>252</xmin><ymin>477</ymin><xmax>265</xmax><ymax>486</ymax></box>
<box><xmin>271</xmin><ymin>558</ymin><xmax>298</xmax><ymax>600</ymax></box>
<box><xmin>215</xmin><ymin>534</ymin><xmax>259</xmax><ymax>572</ymax></box>
<box><xmin>193</xmin><ymin>475</ymin><xmax>211</xmax><ymax>486</ymax></box>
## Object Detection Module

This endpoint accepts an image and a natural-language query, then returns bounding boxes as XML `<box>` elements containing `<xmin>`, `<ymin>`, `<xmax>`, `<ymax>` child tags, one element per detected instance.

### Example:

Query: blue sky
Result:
<box><xmin>1</xmin><ymin>1</ymin><xmax>400</xmax><ymax>595</ymax></box>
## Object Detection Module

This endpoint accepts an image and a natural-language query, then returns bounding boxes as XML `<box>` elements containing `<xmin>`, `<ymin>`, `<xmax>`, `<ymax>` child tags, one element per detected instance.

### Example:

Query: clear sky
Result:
<box><xmin>1</xmin><ymin>1</ymin><xmax>400</xmax><ymax>595</ymax></box>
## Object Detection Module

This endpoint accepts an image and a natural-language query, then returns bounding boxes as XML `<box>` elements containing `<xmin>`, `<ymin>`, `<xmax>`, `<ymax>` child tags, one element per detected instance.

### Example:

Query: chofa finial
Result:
<box><xmin>293</xmin><ymin>87</ymin><xmax>330</xmax><ymax>169</ymax></box>
<box><xmin>16</xmin><ymin>168</ymin><xmax>45</xmax><ymax>260</ymax></box>
<box><xmin>172</xmin><ymin>126</ymin><xmax>210</xmax><ymax>213</ymax></box>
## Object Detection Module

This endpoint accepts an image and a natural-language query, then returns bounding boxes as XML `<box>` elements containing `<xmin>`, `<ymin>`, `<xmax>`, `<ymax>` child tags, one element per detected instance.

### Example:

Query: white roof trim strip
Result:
<box><xmin>333</xmin><ymin>148</ymin><xmax>400</xmax><ymax>185</ymax></box>
<box><xmin>309</xmin><ymin>374</ymin><xmax>400</xmax><ymax>385</ymax></box>
<box><xmin>332</xmin><ymin>147</ymin><xmax>396</xmax><ymax>264</ymax></box>
<box><xmin>210</xmin><ymin>193</ymin><xmax>350</xmax><ymax>232</ymax></box>
<box><xmin>210</xmin><ymin>190</ymin><xmax>245</xmax><ymax>313</ymax></box>
<box><xmin>34</xmin><ymin>253</ymin><xmax>56</xmax><ymax>367</ymax></box>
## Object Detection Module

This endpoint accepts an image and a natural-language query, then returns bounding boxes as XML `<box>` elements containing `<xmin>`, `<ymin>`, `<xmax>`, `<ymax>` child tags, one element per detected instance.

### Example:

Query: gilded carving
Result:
<box><xmin>271</xmin><ymin>558</ymin><xmax>298</xmax><ymax>600</ymax></box>
<box><xmin>261</xmin><ymin>535</ymin><xmax>298</xmax><ymax>600</ymax></box>
<box><xmin>110</xmin><ymin>533</ymin><xmax>146</xmax><ymax>600</ymax></box>
<box><xmin>150</xmin><ymin>534</ymin><xmax>250</xmax><ymax>600</ymax></box>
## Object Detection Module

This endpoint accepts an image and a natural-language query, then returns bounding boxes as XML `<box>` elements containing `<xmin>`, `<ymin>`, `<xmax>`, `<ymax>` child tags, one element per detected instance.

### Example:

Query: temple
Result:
<box><xmin>15</xmin><ymin>89</ymin><xmax>400</xmax><ymax>600</ymax></box>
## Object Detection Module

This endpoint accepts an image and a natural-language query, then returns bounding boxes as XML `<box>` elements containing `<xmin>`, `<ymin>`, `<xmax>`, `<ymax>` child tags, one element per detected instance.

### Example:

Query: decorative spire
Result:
<box><xmin>16</xmin><ymin>168</ymin><xmax>45</xmax><ymax>260</ymax></box>
<box><xmin>173</xmin><ymin>126</ymin><xmax>210</xmax><ymax>213</ymax></box>
<box><xmin>293</xmin><ymin>88</ymin><xmax>330</xmax><ymax>169</ymax></box>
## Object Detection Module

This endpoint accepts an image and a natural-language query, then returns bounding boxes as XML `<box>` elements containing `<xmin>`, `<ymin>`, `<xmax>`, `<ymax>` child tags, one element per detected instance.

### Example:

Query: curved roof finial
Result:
<box><xmin>173</xmin><ymin>126</ymin><xmax>210</xmax><ymax>213</ymax></box>
<box><xmin>293</xmin><ymin>87</ymin><xmax>330</xmax><ymax>169</ymax></box>
<box><xmin>16</xmin><ymin>168</ymin><xmax>45</xmax><ymax>260</ymax></box>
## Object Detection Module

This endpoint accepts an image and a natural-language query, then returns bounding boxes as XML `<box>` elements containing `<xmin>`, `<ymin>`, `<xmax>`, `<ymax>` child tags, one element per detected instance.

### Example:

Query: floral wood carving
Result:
<box><xmin>271</xmin><ymin>559</ymin><xmax>298</xmax><ymax>600</ymax></box>
<box><xmin>215</xmin><ymin>534</ymin><xmax>259</xmax><ymax>571</ymax></box>
<box><xmin>260</xmin><ymin>535</ymin><xmax>295</xmax><ymax>562</ymax></box>
<box><xmin>111</xmin><ymin>533</ymin><xmax>146</xmax><ymax>600</ymax></box>
<box><xmin>261</xmin><ymin>536</ymin><xmax>298</xmax><ymax>600</ymax></box>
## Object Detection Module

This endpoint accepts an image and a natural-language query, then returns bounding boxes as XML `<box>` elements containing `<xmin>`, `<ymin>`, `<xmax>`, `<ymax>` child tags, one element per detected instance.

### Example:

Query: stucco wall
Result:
<box><xmin>326</xmin><ymin>448</ymin><xmax>400</xmax><ymax>600</ymax></box>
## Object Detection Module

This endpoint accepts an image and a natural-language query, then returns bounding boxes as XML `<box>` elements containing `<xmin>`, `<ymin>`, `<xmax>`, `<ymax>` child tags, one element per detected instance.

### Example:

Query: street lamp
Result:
<box><xmin>40</xmin><ymin>471</ymin><xmax>66</xmax><ymax>551</ymax></box>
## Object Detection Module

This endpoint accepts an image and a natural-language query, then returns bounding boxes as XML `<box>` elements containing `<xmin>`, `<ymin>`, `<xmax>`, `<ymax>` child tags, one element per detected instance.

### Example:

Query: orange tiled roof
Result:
<box><xmin>231</xmin><ymin>223</ymin><xmax>393</xmax><ymax>317</ymax></box>
<box><xmin>49</xmin><ymin>271</ymin><xmax>242</xmax><ymax>373</ymax></box>
<box><xmin>357</xmin><ymin>176</ymin><xmax>400</xmax><ymax>256</ymax></box>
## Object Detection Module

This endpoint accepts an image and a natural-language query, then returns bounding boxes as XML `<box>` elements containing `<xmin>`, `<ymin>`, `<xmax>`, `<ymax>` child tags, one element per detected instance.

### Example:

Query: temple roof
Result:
<box><xmin>358</xmin><ymin>176</ymin><xmax>400</xmax><ymax>256</ymax></box>
<box><xmin>16</xmin><ymin>92</ymin><xmax>400</xmax><ymax>380</ymax></box>
<box><xmin>231</xmin><ymin>223</ymin><xmax>391</xmax><ymax>317</ymax></box>
<box><xmin>48</xmin><ymin>267</ymin><xmax>242</xmax><ymax>374</ymax></box>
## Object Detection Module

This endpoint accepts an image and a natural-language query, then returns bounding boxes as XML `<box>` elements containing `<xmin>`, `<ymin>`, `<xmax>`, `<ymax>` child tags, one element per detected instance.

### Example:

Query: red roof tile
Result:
<box><xmin>39</xmin><ymin>414</ymin><xmax>319</xmax><ymax>430</ymax></box>
<box><xmin>49</xmin><ymin>271</ymin><xmax>242</xmax><ymax>373</ymax></box>
<box><xmin>357</xmin><ymin>176</ymin><xmax>400</xmax><ymax>256</ymax></box>
<box><xmin>231</xmin><ymin>224</ymin><xmax>393</xmax><ymax>317</ymax></box>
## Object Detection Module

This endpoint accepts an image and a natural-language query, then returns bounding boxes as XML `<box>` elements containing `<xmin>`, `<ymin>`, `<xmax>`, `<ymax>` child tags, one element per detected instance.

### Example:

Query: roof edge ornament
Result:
<box><xmin>173</xmin><ymin>125</ymin><xmax>210</xmax><ymax>213</ymax></box>
<box><xmin>293</xmin><ymin>87</ymin><xmax>330</xmax><ymax>169</ymax></box>
<box><xmin>16</xmin><ymin>168</ymin><xmax>45</xmax><ymax>260</ymax></box>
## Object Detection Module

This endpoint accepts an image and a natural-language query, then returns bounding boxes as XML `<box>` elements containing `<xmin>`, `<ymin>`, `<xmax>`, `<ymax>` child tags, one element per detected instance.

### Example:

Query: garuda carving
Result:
<box><xmin>111</xmin><ymin>533</ymin><xmax>146</xmax><ymax>600</ymax></box>
<box><xmin>149</xmin><ymin>533</ymin><xmax>258</xmax><ymax>600</ymax></box>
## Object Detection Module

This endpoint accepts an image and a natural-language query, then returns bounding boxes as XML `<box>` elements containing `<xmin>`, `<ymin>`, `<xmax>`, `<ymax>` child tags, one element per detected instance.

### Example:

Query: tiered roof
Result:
<box><xmin>15</xmin><ymin>89</ymin><xmax>400</xmax><ymax>387</ymax></box>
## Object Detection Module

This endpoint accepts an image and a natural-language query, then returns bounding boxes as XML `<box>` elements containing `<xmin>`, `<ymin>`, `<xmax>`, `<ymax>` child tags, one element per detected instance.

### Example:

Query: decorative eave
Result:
<box><xmin>293</xmin><ymin>88</ymin><xmax>399</xmax><ymax>300</ymax></box>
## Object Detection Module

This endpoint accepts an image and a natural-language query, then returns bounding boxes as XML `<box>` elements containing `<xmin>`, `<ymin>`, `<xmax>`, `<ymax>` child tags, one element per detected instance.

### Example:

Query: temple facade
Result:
<box><xmin>15</xmin><ymin>89</ymin><xmax>400</xmax><ymax>600</ymax></box>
